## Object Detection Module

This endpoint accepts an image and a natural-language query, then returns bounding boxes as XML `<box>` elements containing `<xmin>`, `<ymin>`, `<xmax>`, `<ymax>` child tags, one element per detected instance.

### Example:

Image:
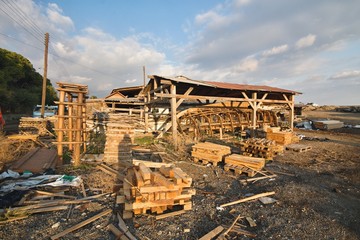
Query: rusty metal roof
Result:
<box><xmin>150</xmin><ymin>75</ymin><xmax>300</xmax><ymax>94</ymax></box>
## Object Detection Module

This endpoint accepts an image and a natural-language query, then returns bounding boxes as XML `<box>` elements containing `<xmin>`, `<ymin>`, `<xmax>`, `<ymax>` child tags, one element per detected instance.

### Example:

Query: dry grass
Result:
<box><xmin>0</xmin><ymin>134</ymin><xmax>36</xmax><ymax>171</ymax></box>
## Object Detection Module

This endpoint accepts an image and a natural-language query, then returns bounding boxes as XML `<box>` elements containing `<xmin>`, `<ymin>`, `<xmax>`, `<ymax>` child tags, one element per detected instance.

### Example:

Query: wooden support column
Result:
<box><xmin>82</xmin><ymin>99</ymin><xmax>87</xmax><ymax>152</ymax></box>
<box><xmin>73</xmin><ymin>93</ymin><xmax>83</xmax><ymax>166</ymax></box>
<box><xmin>170</xmin><ymin>84</ymin><xmax>177</xmax><ymax>148</ymax></box>
<box><xmin>57</xmin><ymin>90</ymin><xmax>65</xmax><ymax>164</ymax></box>
<box><xmin>251</xmin><ymin>92</ymin><xmax>258</xmax><ymax>132</ymax></box>
<box><xmin>67</xmin><ymin>93</ymin><xmax>73</xmax><ymax>150</ymax></box>
<box><xmin>288</xmin><ymin>95</ymin><xmax>294</xmax><ymax>131</ymax></box>
<box><xmin>144</xmin><ymin>100</ymin><xmax>149</xmax><ymax>133</ymax></box>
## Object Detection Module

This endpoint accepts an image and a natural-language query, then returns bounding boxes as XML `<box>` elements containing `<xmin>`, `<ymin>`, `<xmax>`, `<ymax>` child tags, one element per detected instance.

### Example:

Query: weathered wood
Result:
<box><xmin>108</xmin><ymin>224</ymin><xmax>130</xmax><ymax>240</ymax></box>
<box><xmin>138</xmin><ymin>163</ymin><xmax>152</xmax><ymax>181</ymax></box>
<box><xmin>117</xmin><ymin>213</ymin><xmax>137</xmax><ymax>240</ymax></box>
<box><xmin>199</xmin><ymin>226</ymin><xmax>224</xmax><ymax>240</ymax></box>
<box><xmin>155</xmin><ymin>210</ymin><xmax>186</xmax><ymax>220</ymax></box>
<box><xmin>246</xmin><ymin>216</ymin><xmax>257</xmax><ymax>227</ymax></box>
<box><xmin>50</xmin><ymin>209</ymin><xmax>112</xmax><ymax>239</ymax></box>
<box><xmin>240</xmin><ymin>174</ymin><xmax>277</xmax><ymax>183</ymax></box>
<box><xmin>220</xmin><ymin>191</ymin><xmax>275</xmax><ymax>208</ymax></box>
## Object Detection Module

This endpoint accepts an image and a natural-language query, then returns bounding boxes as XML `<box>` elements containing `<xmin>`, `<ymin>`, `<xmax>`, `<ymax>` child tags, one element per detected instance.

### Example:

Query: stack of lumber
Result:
<box><xmin>19</xmin><ymin>117</ymin><xmax>53</xmax><ymax>136</ymax></box>
<box><xmin>239</xmin><ymin>138</ymin><xmax>283</xmax><ymax>160</ymax></box>
<box><xmin>191</xmin><ymin>142</ymin><xmax>231</xmax><ymax>166</ymax></box>
<box><xmin>266</xmin><ymin>131</ymin><xmax>296</xmax><ymax>145</ymax></box>
<box><xmin>224</xmin><ymin>154</ymin><xmax>265</xmax><ymax>177</ymax></box>
<box><xmin>103</xmin><ymin>122</ymin><xmax>134</xmax><ymax>167</ymax></box>
<box><xmin>313</xmin><ymin>120</ymin><xmax>344</xmax><ymax>130</ymax></box>
<box><xmin>117</xmin><ymin>163</ymin><xmax>195</xmax><ymax>218</ymax></box>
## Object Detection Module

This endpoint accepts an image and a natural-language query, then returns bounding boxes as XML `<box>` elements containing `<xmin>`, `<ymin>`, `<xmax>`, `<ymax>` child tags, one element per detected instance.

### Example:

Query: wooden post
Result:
<box><xmin>289</xmin><ymin>95</ymin><xmax>294</xmax><ymax>131</ymax></box>
<box><xmin>144</xmin><ymin>97</ymin><xmax>149</xmax><ymax>132</ymax></box>
<box><xmin>170</xmin><ymin>84</ymin><xmax>177</xmax><ymax>149</ymax></box>
<box><xmin>67</xmin><ymin>93</ymin><xmax>73</xmax><ymax>150</ymax></box>
<box><xmin>41</xmin><ymin>33</ymin><xmax>49</xmax><ymax>118</ymax></box>
<box><xmin>57</xmin><ymin>90</ymin><xmax>65</xmax><ymax>164</ymax></box>
<box><xmin>251</xmin><ymin>92</ymin><xmax>258</xmax><ymax>130</ymax></box>
<box><xmin>73</xmin><ymin>93</ymin><xmax>83</xmax><ymax>166</ymax></box>
<box><xmin>82</xmin><ymin>99</ymin><xmax>87</xmax><ymax>152</ymax></box>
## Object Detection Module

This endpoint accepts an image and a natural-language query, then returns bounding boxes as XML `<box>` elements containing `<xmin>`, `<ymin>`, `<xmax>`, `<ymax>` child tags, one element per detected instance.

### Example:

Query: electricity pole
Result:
<box><xmin>41</xmin><ymin>32</ymin><xmax>49</xmax><ymax>118</ymax></box>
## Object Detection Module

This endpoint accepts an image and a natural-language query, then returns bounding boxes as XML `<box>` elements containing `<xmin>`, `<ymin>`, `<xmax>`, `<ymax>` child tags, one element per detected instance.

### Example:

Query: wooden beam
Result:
<box><xmin>176</xmin><ymin>87</ymin><xmax>194</xmax><ymax>108</ymax></box>
<box><xmin>50</xmin><ymin>209</ymin><xmax>112</xmax><ymax>239</ymax></box>
<box><xmin>170</xmin><ymin>84</ymin><xmax>178</xmax><ymax>149</ymax></box>
<box><xmin>199</xmin><ymin>226</ymin><xmax>224</xmax><ymax>240</ymax></box>
<box><xmin>220</xmin><ymin>191</ymin><xmax>275</xmax><ymax>208</ymax></box>
<box><xmin>155</xmin><ymin>210</ymin><xmax>186</xmax><ymax>220</ymax></box>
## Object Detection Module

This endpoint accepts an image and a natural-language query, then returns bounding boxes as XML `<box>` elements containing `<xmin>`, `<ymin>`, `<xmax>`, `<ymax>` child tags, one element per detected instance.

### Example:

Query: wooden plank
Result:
<box><xmin>151</xmin><ymin>172</ymin><xmax>174</xmax><ymax>189</ymax></box>
<box><xmin>138</xmin><ymin>163</ymin><xmax>152</xmax><ymax>181</ymax></box>
<box><xmin>34</xmin><ymin>190</ymin><xmax>76</xmax><ymax>199</ymax></box>
<box><xmin>155</xmin><ymin>210</ymin><xmax>186</xmax><ymax>220</ymax></box>
<box><xmin>159</xmin><ymin>166</ymin><xmax>174</xmax><ymax>178</ymax></box>
<box><xmin>220</xmin><ymin>191</ymin><xmax>275</xmax><ymax>208</ymax></box>
<box><xmin>134</xmin><ymin>169</ymin><xmax>144</xmax><ymax>187</ymax></box>
<box><xmin>50</xmin><ymin>209</ymin><xmax>112</xmax><ymax>239</ymax></box>
<box><xmin>199</xmin><ymin>226</ymin><xmax>224</xmax><ymax>240</ymax></box>
<box><xmin>240</xmin><ymin>174</ymin><xmax>277</xmax><ymax>183</ymax></box>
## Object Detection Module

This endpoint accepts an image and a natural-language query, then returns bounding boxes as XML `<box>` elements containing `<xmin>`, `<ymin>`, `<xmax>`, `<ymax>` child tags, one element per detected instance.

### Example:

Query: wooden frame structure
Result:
<box><xmin>54</xmin><ymin>82</ymin><xmax>88</xmax><ymax>166</ymax></box>
<box><xmin>142</xmin><ymin>75</ymin><xmax>300</xmax><ymax>148</ymax></box>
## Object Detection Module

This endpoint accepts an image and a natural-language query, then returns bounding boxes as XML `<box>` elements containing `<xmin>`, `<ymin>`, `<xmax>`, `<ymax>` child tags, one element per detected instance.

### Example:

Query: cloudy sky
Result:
<box><xmin>0</xmin><ymin>0</ymin><xmax>359</xmax><ymax>105</ymax></box>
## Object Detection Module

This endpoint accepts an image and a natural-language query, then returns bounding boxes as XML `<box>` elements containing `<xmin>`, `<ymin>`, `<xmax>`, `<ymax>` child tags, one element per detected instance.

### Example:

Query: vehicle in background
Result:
<box><xmin>32</xmin><ymin>105</ymin><xmax>58</xmax><ymax>118</ymax></box>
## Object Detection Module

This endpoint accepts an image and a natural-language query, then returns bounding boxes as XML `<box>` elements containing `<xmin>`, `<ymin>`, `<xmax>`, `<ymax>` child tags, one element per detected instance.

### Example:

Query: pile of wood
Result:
<box><xmin>191</xmin><ymin>142</ymin><xmax>231</xmax><ymax>166</ymax></box>
<box><xmin>117</xmin><ymin>163</ymin><xmax>195</xmax><ymax>218</ymax></box>
<box><xmin>103</xmin><ymin>122</ymin><xmax>134</xmax><ymax>168</ymax></box>
<box><xmin>239</xmin><ymin>138</ymin><xmax>283</xmax><ymax>160</ymax></box>
<box><xmin>224</xmin><ymin>154</ymin><xmax>265</xmax><ymax>177</ymax></box>
<box><xmin>266</xmin><ymin>131</ymin><xmax>298</xmax><ymax>145</ymax></box>
<box><xmin>19</xmin><ymin>117</ymin><xmax>54</xmax><ymax>136</ymax></box>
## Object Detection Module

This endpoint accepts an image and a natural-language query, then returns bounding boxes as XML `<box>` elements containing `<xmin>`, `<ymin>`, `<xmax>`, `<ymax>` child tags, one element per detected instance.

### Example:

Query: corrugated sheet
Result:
<box><xmin>150</xmin><ymin>75</ymin><xmax>300</xmax><ymax>94</ymax></box>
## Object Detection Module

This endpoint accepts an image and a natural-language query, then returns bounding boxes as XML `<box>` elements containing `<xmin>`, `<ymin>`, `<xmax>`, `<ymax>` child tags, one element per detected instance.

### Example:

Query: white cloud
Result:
<box><xmin>295</xmin><ymin>34</ymin><xmax>316</xmax><ymax>49</ymax></box>
<box><xmin>262</xmin><ymin>44</ymin><xmax>289</xmax><ymax>57</ymax></box>
<box><xmin>46</xmin><ymin>3</ymin><xmax>74</xmax><ymax>31</ymax></box>
<box><xmin>330</xmin><ymin>70</ymin><xmax>360</xmax><ymax>80</ymax></box>
<box><xmin>234</xmin><ymin>0</ymin><xmax>252</xmax><ymax>7</ymax></box>
<box><xmin>125</xmin><ymin>79</ymin><xmax>137</xmax><ymax>84</ymax></box>
<box><xmin>235</xmin><ymin>57</ymin><xmax>259</xmax><ymax>73</ymax></box>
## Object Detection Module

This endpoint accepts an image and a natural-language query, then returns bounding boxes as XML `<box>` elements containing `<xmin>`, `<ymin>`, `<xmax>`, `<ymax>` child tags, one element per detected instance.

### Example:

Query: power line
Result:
<box><xmin>0</xmin><ymin>2</ymin><xmax>44</xmax><ymax>44</ymax></box>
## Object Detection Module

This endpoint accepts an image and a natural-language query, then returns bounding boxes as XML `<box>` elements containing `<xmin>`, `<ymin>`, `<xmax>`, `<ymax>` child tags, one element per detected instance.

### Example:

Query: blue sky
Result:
<box><xmin>0</xmin><ymin>0</ymin><xmax>359</xmax><ymax>105</ymax></box>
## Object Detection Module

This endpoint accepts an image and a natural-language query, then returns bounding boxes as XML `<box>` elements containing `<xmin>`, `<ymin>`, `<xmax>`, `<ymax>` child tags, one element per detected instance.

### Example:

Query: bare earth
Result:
<box><xmin>0</xmin><ymin>109</ymin><xmax>359</xmax><ymax>239</ymax></box>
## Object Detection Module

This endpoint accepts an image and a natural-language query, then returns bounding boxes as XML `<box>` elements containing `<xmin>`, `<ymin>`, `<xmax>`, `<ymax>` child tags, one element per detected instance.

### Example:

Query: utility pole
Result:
<box><xmin>143</xmin><ymin>65</ymin><xmax>146</xmax><ymax>88</ymax></box>
<box><xmin>41</xmin><ymin>32</ymin><xmax>49</xmax><ymax>118</ymax></box>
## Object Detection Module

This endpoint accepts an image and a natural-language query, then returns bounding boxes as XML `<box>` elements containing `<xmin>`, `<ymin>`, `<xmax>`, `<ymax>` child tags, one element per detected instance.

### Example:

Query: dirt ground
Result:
<box><xmin>0</xmin><ymin>109</ymin><xmax>359</xmax><ymax>239</ymax></box>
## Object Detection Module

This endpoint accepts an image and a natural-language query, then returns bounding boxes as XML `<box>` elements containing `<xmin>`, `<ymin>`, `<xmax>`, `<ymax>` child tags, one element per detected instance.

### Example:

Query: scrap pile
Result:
<box><xmin>118</xmin><ymin>163</ymin><xmax>195</xmax><ymax>218</ymax></box>
<box><xmin>191</xmin><ymin>142</ymin><xmax>231</xmax><ymax>166</ymax></box>
<box><xmin>19</xmin><ymin>117</ymin><xmax>54</xmax><ymax>136</ymax></box>
<box><xmin>239</xmin><ymin>138</ymin><xmax>284</xmax><ymax>160</ymax></box>
<box><xmin>224</xmin><ymin>154</ymin><xmax>265</xmax><ymax>177</ymax></box>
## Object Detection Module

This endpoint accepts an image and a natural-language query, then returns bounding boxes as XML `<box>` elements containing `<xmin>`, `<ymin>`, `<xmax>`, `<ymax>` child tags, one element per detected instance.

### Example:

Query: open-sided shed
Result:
<box><xmin>142</xmin><ymin>75</ymin><xmax>300</xmax><ymax>147</ymax></box>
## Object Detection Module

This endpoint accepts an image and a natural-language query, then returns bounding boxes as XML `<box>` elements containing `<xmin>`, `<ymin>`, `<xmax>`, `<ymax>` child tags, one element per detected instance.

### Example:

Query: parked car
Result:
<box><xmin>32</xmin><ymin>105</ymin><xmax>58</xmax><ymax>118</ymax></box>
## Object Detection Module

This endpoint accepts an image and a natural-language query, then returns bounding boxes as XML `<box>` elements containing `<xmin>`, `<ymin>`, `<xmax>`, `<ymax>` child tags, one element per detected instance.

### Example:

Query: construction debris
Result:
<box><xmin>198</xmin><ymin>225</ymin><xmax>224</xmax><ymax>240</ymax></box>
<box><xmin>118</xmin><ymin>163</ymin><xmax>195</xmax><ymax>218</ymax></box>
<box><xmin>9</xmin><ymin>147</ymin><xmax>58</xmax><ymax>174</ymax></box>
<box><xmin>239</xmin><ymin>138</ymin><xmax>284</xmax><ymax>160</ymax></box>
<box><xmin>313</xmin><ymin>120</ymin><xmax>344</xmax><ymax>130</ymax></box>
<box><xmin>191</xmin><ymin>142</ymin><xmax>231</xmax><ymax>166</ymax></box>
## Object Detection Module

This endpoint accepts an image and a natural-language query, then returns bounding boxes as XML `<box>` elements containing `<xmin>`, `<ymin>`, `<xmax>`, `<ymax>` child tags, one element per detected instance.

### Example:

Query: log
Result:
<box><xmin>220</xmin><ymin>191</ymin><xmax>275</xmax><ymax>208</ymax></box>
<box><xmin>50</xmin><ymin>209</ymin><xmax>112</xmax><ymax>239</ymax></box>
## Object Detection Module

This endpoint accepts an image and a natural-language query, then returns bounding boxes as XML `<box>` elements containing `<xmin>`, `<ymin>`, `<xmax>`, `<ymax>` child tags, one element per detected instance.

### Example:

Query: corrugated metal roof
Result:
<box><xmin>150</xmin><ymin>75</ymin><xmax>300</xmax><ymax>94</ymax></box>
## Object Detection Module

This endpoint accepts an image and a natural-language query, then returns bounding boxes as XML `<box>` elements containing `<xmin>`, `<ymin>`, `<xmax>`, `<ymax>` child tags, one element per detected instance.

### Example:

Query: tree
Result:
<box><xmin>0</xmin><ymin>48</ymin><xmax>58</xmax><ymax>114</ymax></box>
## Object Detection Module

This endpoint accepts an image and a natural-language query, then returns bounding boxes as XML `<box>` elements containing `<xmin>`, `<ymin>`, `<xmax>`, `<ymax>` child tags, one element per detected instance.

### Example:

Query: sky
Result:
<box><xmin>0</xmin><ymin>0</ymin><xmax>359</xmax><ymax>105</ymax></box>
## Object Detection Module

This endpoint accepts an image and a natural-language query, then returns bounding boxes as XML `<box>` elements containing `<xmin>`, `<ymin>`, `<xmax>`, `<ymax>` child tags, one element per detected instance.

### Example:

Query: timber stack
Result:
<box><xmin>103</xmin><ymin>116</ymin><xmax>134</xmax><ymax>168</ymax></box>
<box><xmin>224</xmin><ymin>154</ymin><xmax>265</xmax><ymax>177</ymax></box>
<box><xmin>117</xmin><ymin>163</ymin><xmax>195</xmax><ymax>218</ymax></box>
<box><xmin>266</xmin><ymin>131</ymin><xmax>299</xmax><ymax>145</ymax></box>
<box><xmin>191</xmin><ymin>142</ymin><xmax>231</xmax><ymax>166</ymax></box>
<box><xmin>239</xmin><ymin>138</ymin><xmax>283</xmax><ymax>160</ymax></box>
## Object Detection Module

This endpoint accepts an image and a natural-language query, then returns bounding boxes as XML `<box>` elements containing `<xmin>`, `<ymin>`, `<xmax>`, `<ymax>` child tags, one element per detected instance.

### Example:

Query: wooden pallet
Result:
<box><xmin>239</xmin><ymin>138</ymin><xmax>283</xmax><ymax>160</ymax></box>
<box><xmin>192</xmin><ymin>156</ymin><xmax>221</xmax><ymax>166</ymax></box>
<box><xmin>224</xmin><ymin>164</ymin><xmax>256</xmax><ymax>177</ymax></box>
<box><xmin>286</xmin><ymin>144</ymin><xmax>312</xmax><ymax>152</ymax></box>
